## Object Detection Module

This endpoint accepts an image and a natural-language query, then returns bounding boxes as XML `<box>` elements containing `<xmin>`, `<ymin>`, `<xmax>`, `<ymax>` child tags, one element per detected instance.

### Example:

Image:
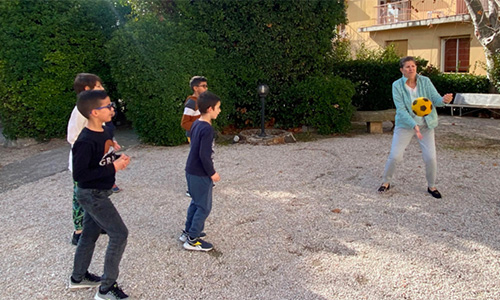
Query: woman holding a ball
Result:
<box><xmin>378</xmin><ymin>56</ymin><xmax>453</xmax><ymax>198</ymax></box>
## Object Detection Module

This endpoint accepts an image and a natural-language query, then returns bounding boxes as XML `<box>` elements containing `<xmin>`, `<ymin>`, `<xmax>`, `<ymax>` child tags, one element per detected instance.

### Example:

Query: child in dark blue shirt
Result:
<box><xmin>180</xmin><ymin>91</ymin><xmax>221</xmax><ymax>252</ymax></box>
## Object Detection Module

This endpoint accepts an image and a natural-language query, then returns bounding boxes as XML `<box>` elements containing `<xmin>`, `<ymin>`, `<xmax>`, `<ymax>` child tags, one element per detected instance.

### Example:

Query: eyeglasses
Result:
<box><xmin>197</xmin><ymin>84</ymin><xmax>208</xmax><ymax>88</ymax></box>
<box><xmin>95</xmin><ymin>102</ymin><xmax>116</xmax><ymax>110</ymax></box>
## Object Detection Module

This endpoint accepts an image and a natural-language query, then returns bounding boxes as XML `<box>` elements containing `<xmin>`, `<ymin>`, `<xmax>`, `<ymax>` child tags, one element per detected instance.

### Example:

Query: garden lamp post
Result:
<box><xmin>257</xmin><ymin>84</ymin><xmax>269</xmax><ymax>137</ymax></box>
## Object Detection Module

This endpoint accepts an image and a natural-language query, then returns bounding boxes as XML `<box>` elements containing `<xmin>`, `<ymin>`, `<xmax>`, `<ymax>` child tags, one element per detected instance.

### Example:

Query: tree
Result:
<box><xmin>173</xmin><ymin>0</ymin><xmax>347</xmax><ymax>129</ymax></box>
<box><xmin>108</xmin><ymin>0</ymin><xmax>350</xmax><ymax>139</ymax></box>
<box><xmin>464</xmin><ymin>0</ymin><xmax>500</xmax><ymax>91</ymax></box>
<box><xmin>0</xmin><ymin>0</ymin><xmax>121</xmax><ymax>140</ymax></box>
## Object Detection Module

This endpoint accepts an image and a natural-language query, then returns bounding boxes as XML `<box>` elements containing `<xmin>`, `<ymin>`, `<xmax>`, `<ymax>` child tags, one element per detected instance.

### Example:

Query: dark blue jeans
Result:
<box><xmin>184</xmin><ymin>173</ymin><xmax>213</xmax><ymax>238</ymax></box>
<box><xmin>72</xmin><ymin>187</ymin><xmax>128</xmax><ymax>290</ymax></box>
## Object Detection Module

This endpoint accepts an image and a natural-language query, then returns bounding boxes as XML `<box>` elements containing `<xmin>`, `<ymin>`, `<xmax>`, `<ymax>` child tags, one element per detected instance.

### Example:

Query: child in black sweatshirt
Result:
<box><xmin>69</xmin><ymin>90</ymin><xmax>131</xmax><ymax>300</ymax></box>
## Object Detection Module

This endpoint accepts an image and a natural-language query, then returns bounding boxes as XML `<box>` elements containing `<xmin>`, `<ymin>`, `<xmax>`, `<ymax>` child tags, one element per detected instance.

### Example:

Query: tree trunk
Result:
<box><xmin>464</xmin><ymin>0</ymin><xmax>500</xmax><ymax>92</ymax></box>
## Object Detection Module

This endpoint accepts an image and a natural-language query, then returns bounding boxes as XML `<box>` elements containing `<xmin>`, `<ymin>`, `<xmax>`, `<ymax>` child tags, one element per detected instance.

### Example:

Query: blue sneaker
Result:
<box><xmin>183</xmin><ymin>236</ymin><xmax>213</xmax><ymax>252</ymax></box>
<box><xmin>112</xmin><ymin>184</ymin><xmax>121</xmax><ymax>193</ymax></box>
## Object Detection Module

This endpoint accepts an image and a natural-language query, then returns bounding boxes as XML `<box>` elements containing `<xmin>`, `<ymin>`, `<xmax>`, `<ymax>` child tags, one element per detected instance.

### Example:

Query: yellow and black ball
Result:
<box><xmin>412</xmin><ymin>97</ymin><xmax>433</xmax><ymax>117</ymax></box>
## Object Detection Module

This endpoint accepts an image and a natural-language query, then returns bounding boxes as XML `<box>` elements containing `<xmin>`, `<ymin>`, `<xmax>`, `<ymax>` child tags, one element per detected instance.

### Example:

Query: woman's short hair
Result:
<box><xmin>399</xmin><ymin>56</ymin><xmax>416</xmax><ymax>68</ymax></box>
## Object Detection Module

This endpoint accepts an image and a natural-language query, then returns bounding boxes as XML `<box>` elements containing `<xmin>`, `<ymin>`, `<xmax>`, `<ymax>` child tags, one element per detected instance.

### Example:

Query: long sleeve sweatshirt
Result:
<box><xmin>72</xmin><ymin>127</ymin><xmax>117</xmax><ymax>189</ymax></box>
<box><xmin>392</xmin><ymin>74</ymin><xmax>446</xmax><ymax>129</ymax></box>
<box><xmin>185</xmin><ymin>120</ymin><xmax>216</xmax><ymax>177</ymax></box>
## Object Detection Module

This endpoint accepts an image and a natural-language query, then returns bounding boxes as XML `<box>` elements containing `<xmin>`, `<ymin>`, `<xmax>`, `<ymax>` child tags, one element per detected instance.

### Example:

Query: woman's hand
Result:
<box><xmin>442</xmin><ymin>93</ymin><xmax>453</xmax><ymax>104</ymax></box>
<box><xmin>414</xmin><ymin>125</ymin><xmax>423</xmax><ymax>140</ymax></box>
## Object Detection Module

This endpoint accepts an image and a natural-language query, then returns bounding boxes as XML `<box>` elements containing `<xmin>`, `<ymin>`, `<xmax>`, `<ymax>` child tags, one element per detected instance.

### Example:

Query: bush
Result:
<box><xmin>106</xmin><ymin>16</ymin><xmax>232</xmax><ymax>146</ymax></box>
<box><xmin>331</xmin><ymin>60</ymin><xmax>399</xmax><ymax>111</ymax></box>
<box><xmin>286</xmin><ymin>76</ymin><xmax>355</xmax><ymax>134</ymax></box>
<box><xmin>421</xmin><ymin>65</ymin><xmax>490</xmax><ymax>94</ymax></box>
<box><xmin>173</xmin><ymin>0</ymin><xmax>347</xmax><ymax>129</ymax></box>
<box><xmin>330</xmin><ymin>46</ymin><xmax>428</xmax><ymax>111</ymax></box>
<box><xmin>0</xmin><ymin>0</ymin><xmax>119</xmax><ymax>140</ymax></box>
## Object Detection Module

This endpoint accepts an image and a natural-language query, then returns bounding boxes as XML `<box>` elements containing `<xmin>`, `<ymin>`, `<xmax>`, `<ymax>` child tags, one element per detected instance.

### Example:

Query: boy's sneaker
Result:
<box><xmin>71</xmin><ymin>232</ymin><xmax>81</xmax><ymax>246</ymax></box>
<box><xmin>112</xmin><ymin>184</ymin><xmax>121</xmax><ymax>193</ymax></box>
<box><xmin>69</xmin><ymin>271</ymin><xmax>101</xmax><ymax>289</ymax></box>
<box><xmin>178</xmin><ymin>230</ymin><xmax>206</xmax><ymax>243</ymax></box>
<box><xmin>185</xmin><ymin>190</ymin><xmax>191</xmax><ymax>197</ymax></box>
<box><xmin>183</xmin><ymin>236</ymin><xmax>213</xmax><ymax>252</ymax></box>
<box><xmin>95</xmin><ymin>282</ymin><xmax>129</xmax><ymax>300</ymax></box>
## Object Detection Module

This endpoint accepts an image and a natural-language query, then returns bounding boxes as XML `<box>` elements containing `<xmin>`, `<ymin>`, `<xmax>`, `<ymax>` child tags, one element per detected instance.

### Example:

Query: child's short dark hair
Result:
<box><xmin>198</xmin><ymin>91</ymin><xmax>220</xmax><ymax>114</ymax></box>
<box><xmin>77</xmin><ymin>90</ymin><xmax>108</xmax><ymax>119</ymax></box>
<box><xmin>74</xmin><ymin>73</ymin><xmax>102</xmax><ymax>94</ymax></box>
<box><xmin>189</xmin><ymin>76</ymin><xmax>207</xmax><ymax>91</ymax></box>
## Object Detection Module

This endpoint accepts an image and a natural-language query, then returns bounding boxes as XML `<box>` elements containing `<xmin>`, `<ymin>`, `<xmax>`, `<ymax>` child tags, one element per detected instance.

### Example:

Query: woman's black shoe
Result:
<box><xmin>427</xmin><ymin>188</ymin><xmax>442</xmax><ymax>199</ymax></box>
<box><xmin>378</xmin><ymin>184</ymin><xmax>390</xmax><ymax>193</ymax></box>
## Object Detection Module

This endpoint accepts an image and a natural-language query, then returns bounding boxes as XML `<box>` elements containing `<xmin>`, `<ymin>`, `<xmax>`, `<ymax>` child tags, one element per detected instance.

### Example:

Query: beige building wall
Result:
<box><xmin>345</xmin><ymin>0</ymin><xmax>487</xmax><ymax>75</ymax></box>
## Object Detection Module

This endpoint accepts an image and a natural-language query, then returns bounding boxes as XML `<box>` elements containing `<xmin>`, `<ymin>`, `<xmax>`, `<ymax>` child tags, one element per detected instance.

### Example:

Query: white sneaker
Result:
<box><xmin>179</xmin><ymin>230</ymin><xmax>205</xmax><ymax>243</ymax></box>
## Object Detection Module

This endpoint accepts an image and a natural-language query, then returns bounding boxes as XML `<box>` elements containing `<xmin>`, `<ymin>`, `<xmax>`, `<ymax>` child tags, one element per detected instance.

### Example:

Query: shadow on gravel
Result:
<box><xmin>0</xmin><ymin>126</ymin><xmax>139</xmax><ymax>193</ymax></box>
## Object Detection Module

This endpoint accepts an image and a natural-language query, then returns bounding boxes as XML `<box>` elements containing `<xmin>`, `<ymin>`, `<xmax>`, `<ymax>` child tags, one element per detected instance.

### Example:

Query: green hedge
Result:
<box><xmin>106</xmin><ymin>16</ymin><xmax>232</xmax><ymax>146</ymax></box>
<box><xmin>285</xmin><ymin>75</ymin><xmax>355</xmax><ymax>134</ymax></box>
<box><xmin>331</xmin><ymin>57</ymin><xmax>490</xmax><ymax>111</ymax></box>
<box><xmin>173</xmin><ymin>0</ymin><xmax>347</xmax><ymax>130</ymax></box>
<box><xmin>0</xmin><ymin>0</ymin><xmax>119</xmax><ymax>140</ymax></box>
<box><xmin>331</xmin><ymin>60</ymin><xmax>400</xmax><ymax>111</ymax></box>
<box><xmin>421</xmin><ymin>65</ymin><xmax>490</xmax><ymax>94</ymax></box>
<box><xmin>330</xmin><ymin>57</ymin><xmax>428</xmax><ymax>111</ymax></box>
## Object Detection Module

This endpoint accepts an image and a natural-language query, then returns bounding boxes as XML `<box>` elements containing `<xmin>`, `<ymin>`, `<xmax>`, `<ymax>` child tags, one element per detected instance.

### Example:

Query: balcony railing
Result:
<box><xmin>375</xmin><ymin>0</ymin><xmax>488</xmax><ymax>26</ymax></box>
<box><xmin>376</xmin><ymin>1</ymin><xmax>411</xmax><ymax>25</ymax></box>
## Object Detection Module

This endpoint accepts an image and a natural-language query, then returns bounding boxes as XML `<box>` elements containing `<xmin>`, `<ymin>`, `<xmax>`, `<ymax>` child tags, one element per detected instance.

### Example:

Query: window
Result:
<box><xmin>441</xmin><ymin>37</ymin><xmax>470</xmax><ymax>72</ymax></box>
<box><xmin>386</xmin><ymin>40</ymin><xmax>408</xmax><ymax>57</ymax></box>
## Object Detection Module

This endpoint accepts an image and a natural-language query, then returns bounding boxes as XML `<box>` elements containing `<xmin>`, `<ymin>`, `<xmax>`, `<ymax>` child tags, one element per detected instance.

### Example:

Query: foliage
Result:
<box><xmin>170</xmin><ymin>0</ymin><xmax>347</xmax><ymax>130</ymax></box>
<box><xmin>331</xmin><ymin>60</ymin><xmax>399</xmax><ymax>111</ymax></box>
<box><xmin>0</xmin><ymin>0</ymin><xmax>120</xmax><ymax>140</ymax></box>
<box><xmin>330</xmin><ymin>45</ymin><xmax>428</xmax><ymax>111</ymax></box>
<box><xmin>2</xmin><ymin>0</ymin><xmax>349</xmax><ymax>140</ymax></box>
<box><xmin>106</xmin><ymin>16</ymin><xmax>231</xmax><ymax>146</ymax></box>
<box><xmin>285</xmin><ymin>75</ymin><xmax>355</xmax><ymax>134</ymax></box>
<box><xmin>330</xmin><ymin>38</ymin><xmax>352</xmax><ymax>63</ymax></box>
<box><xmin>122</xmin><ymin>0</ymin><xmax>176</xmax><ymax>16</ymax></box>
<box><xmin>490</xmin><ymin>51</ymin><xmax>500</xmax><ymax>93</ymax></box>
<box><xmin>353</xmin><ymin>43</ymin><xmax>401</xmax><ymax>62</ymax></box>
<box><xmin>421</xmin><ymin>65</ymin><xmax>490</xmax><ymax>94</ymax></box>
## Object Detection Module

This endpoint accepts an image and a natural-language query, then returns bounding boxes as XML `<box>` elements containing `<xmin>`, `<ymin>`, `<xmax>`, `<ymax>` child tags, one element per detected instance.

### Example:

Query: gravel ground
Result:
<box><xmin>0</xmin><ymin>115</ymin><xmax>499</xmax><ymax>300</ymax></box>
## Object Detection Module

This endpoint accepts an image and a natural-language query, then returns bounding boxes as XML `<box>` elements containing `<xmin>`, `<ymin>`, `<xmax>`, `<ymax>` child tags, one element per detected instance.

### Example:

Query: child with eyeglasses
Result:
<box><xmin>181</xmin><ymin>76</ymin><xmax>208</xmax><ymax>143</ymax></box>
<box><xmin>180</xmin><ymin>76</ymin><xmax>208</xmax><ymax>197</ymax></box>
<box><xmin>67</xmin><ymin>73</ymin><xmax>122</xmax><ymax>246</ymax></box>
<box><xmin>69</xmin><ymin>89</ymin><xmax>131</xmax><ymax>300</ymax></box>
